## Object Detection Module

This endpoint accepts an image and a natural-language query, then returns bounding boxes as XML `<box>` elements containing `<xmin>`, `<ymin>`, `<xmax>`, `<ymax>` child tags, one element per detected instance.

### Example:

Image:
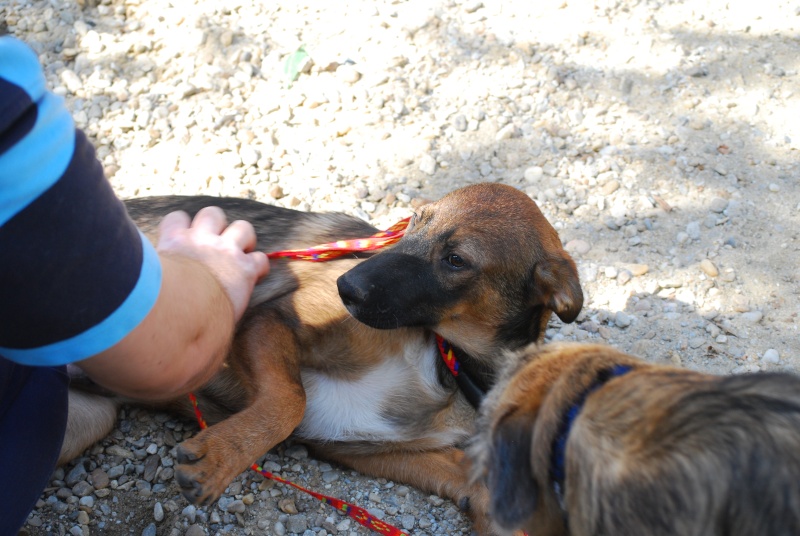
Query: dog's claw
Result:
<box><xmin>458</xmin><ymin>496</ymin><xmax>471</xmax><ymax>513</ymax></box>
<box><xmin>176</xmin><ymin>466</ymin><xmax>214</xmax><ymax>505</ymax></box>
<box><xmin>176</xmin><ymin>445</ymin><xmax>201</xmax><ymax>464</ymax></box>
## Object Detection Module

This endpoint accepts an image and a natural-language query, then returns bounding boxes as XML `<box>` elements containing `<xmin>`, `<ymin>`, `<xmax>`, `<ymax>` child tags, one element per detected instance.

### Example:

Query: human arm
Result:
<box><xmin>0</xmin><ymin>36</ymin><xmax>268</xmax><ymax>400</ymax></box>
<box><xmin>77</xmin><ymin>207</ymin><xmax>269</xmax><ymax>400</ymax></box>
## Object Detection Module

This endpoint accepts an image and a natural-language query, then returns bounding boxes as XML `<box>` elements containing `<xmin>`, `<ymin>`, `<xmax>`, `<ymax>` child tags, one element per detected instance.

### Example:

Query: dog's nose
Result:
<box><xmin>337</xmin><ymin>275</ymin><xmax>368</xmax><ymax>307</ymax></box>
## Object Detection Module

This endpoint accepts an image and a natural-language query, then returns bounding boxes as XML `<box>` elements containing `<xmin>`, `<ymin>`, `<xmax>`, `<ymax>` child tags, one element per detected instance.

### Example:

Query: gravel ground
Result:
<box><xmin>6</xmin><ymin>0</ymin><xmax>800</xmax><ymax>534</ymax></box>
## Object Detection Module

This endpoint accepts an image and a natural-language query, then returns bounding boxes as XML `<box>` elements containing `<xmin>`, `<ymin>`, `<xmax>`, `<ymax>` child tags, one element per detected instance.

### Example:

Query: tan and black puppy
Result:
<box><xmin>470</xmin><ymin>342</ymin><xmax>800</xmax><ymax>536</ymax></box>
<box><xmin>63</xmin><ymin>183</ymin><xmax>582</xmax><ymax>534</ymax></box>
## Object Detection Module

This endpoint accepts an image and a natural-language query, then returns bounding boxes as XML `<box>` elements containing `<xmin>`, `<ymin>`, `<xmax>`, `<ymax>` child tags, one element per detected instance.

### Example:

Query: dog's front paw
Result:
<box><xmin>175</xmin><ymin>432</ymin><xmax>249</xmax><ymax>506</ymax></box>
<box><xmin>457</xmin><ymin>483</ymin><xmax>499</xmax><ymax>536</ymax></box>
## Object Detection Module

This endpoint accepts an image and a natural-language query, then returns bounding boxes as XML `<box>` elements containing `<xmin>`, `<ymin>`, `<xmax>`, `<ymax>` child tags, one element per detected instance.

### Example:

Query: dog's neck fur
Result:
<box><xmin>550</xmin><ymin>364</ymin><xmax>633</xmax><ymax>511</ymax></box>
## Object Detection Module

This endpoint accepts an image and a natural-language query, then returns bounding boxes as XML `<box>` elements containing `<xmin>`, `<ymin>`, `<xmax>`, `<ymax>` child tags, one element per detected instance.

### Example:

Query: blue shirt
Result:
<box><xmin>0</xmin><ymin>37</ymin><xmax>161</xmax><ymax>366</ymax></box>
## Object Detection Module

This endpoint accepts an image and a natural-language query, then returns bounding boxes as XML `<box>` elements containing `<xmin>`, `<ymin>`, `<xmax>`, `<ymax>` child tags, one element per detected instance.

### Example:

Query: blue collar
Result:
<box><xmin>550</xmin><ymin>364</ymin><xmax>633</xmax><ymax>510</ymax></box>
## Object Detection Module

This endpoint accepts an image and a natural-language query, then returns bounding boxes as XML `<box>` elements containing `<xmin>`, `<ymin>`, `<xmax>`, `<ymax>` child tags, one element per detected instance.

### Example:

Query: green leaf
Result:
<box><xmin>283</xmin><ymin>46</ymin><xmax>309</xmax><ymax>88</ymax></box>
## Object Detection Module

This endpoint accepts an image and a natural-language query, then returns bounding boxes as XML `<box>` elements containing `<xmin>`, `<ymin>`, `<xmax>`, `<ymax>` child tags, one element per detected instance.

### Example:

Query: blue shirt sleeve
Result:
<box><xmin>0</xmin><ymin>37</ymin><xmax>162</xmax><ymax>366</ymax></box>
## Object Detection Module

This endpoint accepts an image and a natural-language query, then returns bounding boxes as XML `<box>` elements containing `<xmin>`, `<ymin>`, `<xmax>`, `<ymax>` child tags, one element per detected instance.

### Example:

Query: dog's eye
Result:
<box><xmin>445</xmin><ymin>254</ymin><xmax>466</xmax><ymax>269</ymax></box>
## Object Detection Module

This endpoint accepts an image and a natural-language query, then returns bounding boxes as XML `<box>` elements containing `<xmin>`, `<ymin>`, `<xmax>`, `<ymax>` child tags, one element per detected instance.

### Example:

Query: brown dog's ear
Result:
<box><xmin>486</xmin><ymin>412</ymin><xmax>538</xmax><ymax>531</ymax></box>
<box><xmin>535</xmin><ymin>254</ymin><xmax>583</xmax><ymax>323</ymax></box>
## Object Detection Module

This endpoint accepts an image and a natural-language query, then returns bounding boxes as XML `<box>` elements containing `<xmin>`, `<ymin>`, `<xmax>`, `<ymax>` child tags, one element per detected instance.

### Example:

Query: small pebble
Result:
<box><xmin>762</xmin><ymin>349</ymin><xmax>780</xmax><ymax>364</ymax></box>
<box><xmin>428</xmin><ymin>495</ymin><xmax>445</xmax><ymax>506</ymax></box>
<box><xmin>227</xmin><ymin>500</ymin><xmax>246</xmax><ymax>514</ymax></box>
<box><xmin>686</xmin><ymin>221</ymin><xmax>702</xmax><ymax>240</ymax></box>
<box><xmin>65</xmin><ymin>464</ymin><xmax>87</xmax><ymax>487</ymax></box>
<box><xmin>617</xmin><ymin>270</ymin><xmax>632</xmax><ymax>285</ymax></box>
<box><xmin>709</xmin><ymin>197</ymin><xmax>729</xmax><ymax>213</ymax></box>
<box><xmin>185</xmin><ymin>525</ymin><xmax>205</xmax><ymax>536</ymax></box>
<box><xmin>287</xmin><ymin>515</ymin><xmax>308</xmax><ymax>534</ymax></box>
<box><xmin>419</xmin><ymin>154</ymin><xmax>437</xmax><ymax>175</ymax></box>
<box><xmin>182</xmin><ymin>505</ymin><xmax>197</xmax><ymax>524</ymax></box>
<box><xmin>565</xmin><ymin>239</ymin><xmax>591</xmax><ymax>256</ymax></box>
<box><xmin>322</xmin><ymin>470</ymin><xmax>339</xmax><ymax>483</ymax></box>
<box><xmin>72</xmin><ymin>482</ymin><xmax>94</xmax><ymax>497</ymax></box>
<box><xmin>524</xmin><ymin>166</ymin><xmax>544</xmax><ymax>182</ymax></box>
<box><xmin>699</xmin><ymin>259</ymin><xmax>719</xmax><ymax>277</ymax></box>
<box><xmin>620</xmin><ymin>263</ymin><xmax>649</xmax><ymax>276</ymax></box>
<box><xmin>495</xmin><ymin>124</ymin><xmax>517</xmax><ymax>141</ymax></box>
<box><xmin>614</xmin><ymin>311</ymin><xmax>632</xmax><ymax>328</ymax></box>
<box><xmin>279</xmin><ymin>498</ymin><xmax>298</xmax><ymax>514</ymax></box>
<box><xmin>336</xmin><ymin>64</ymin><xmax>361</xmax><ymax>84</ymax></box>
<box><xmin>688</xmin><ymin>337</ymin><xmax>706</xmax><ymax>349</ymax></box>
<box><xmin>740</xmin><ymin>311</ymin><xmax>764</xmax><ymax>323</ymax></box>
<box><xmin>106</xmin><ymin>445</ymin><xmax>134</xmax><ymax>459</ymax></box>
<box><xmin>107</xmin><ymin>465</ymin><xmax>124</xmax><ymax>479</ymax></box>
<box><xmin>452</xmin><ymin>114</ymin><xmax>468</xmax><ymax>132</ymax></box>
<box><xmin>153</xmin><ymin>502</ymin><xmax>164</xmax><ymax>522</ymax></box>
<box><xmin>285</xmin><ymin>444</ymin><xmax>309</xmax><ymax>460</ymax></box>
<box><xmin>600</xmin><ymin>179</ymin><xmax>620</xmax><ymax>196</ymax></box>
<box><xmin>463</xmin><ymin>0</ymin><xmax>483</xmax><ymax>13</ymax></box>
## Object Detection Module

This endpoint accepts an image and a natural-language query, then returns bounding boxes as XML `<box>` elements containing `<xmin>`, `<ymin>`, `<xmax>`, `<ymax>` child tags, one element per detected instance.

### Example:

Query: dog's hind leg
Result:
<box><xmin>174</xmin><ymin>318</ymin><xmax>306</xmax><ymax>506</ymax></box>
<box><xmin>58</xmin><ymin>389</ymin><xmax>119</xmax><ymax>465</ymax></box>
<box><xmin>321</xmin><ymin>448</ymin><xmax>497</xmax><ymax>535</ymax></box>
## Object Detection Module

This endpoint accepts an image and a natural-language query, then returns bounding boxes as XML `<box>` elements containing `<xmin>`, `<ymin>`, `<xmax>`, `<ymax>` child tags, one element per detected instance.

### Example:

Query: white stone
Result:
<box><xmin>762</xmin><ymin>349</ymin><xmax>780</xmax><ymax>364</ymax></box>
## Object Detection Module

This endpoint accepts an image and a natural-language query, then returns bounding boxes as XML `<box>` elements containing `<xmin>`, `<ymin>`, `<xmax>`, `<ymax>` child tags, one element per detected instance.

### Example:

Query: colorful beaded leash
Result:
<box><xmin>188</xmin><ymin>218</ymin><xmax>414</xmax><ymax>536</ymax></box>
<box><xmin>266</xmin><ymin>217</ymin><xmax>411</xmax><ymax>262</ymax></box>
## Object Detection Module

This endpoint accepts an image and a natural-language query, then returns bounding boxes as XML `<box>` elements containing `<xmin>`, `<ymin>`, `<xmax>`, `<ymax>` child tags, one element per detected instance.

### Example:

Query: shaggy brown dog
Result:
<box><xmin>470</xmin><ymin>342</ymin><xmax>800</xmax><ymax>536</ymax></box>
<box><xmin>62</xmin><ymin>183</ymin><xmax>583</xmax><ymax>533</ymax></box>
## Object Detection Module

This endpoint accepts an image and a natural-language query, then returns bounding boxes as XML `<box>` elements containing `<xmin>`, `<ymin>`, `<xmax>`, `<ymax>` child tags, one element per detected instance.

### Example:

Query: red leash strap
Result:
<box><xmin>188</xmin><ymin>393</ymin><xmax>407</xmax><ymax>536</ymax></box>
<box><xmin>266</xmin><ymin>217</ymin><xmax>411</xmax><ymax>261</ymax></box>
<box><xmin>249</xmin><ymin>465</ymin><xmax>405</xmax><ymax>536</ymax></box>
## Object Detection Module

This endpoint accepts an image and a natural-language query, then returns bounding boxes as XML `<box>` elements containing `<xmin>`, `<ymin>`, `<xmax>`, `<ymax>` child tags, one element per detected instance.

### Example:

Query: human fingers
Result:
<box><xmin>248</xmin><ymin>250</ymin><xmax>270</xmax><ymax>280</ymax></box>
<box><xmin>158</xmin><ymin>210</ymin><xmax>192</xmax><ymax>241</ymax></box>
<box><xmin>221</xmin><ymin>219</ymin><xmax>258</xmax><ymax>253</ymax></box>
<box><xmin>191</xmin><ymin>206</ymin><xmax>228</xmax><ymax>235</ymax></box>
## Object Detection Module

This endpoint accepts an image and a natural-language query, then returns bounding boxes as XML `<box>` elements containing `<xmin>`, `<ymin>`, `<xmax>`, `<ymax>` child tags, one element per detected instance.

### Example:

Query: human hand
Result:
<box><xmin>156</xmin><ymin>207</ymin><xmax>270</xmax><ymax>321</ymax></box>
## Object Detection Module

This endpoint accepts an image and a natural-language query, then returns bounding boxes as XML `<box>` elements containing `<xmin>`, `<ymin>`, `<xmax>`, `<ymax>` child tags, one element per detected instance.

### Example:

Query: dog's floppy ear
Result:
<box><xmin>534</xmin><ymin>254</ymin><xmax>583</xmax><ymax>323</ymax></box>
<box><xmin>486</xmin><ymin>412</ymin><xmax>539</xmax><ymax>530</ymax></box>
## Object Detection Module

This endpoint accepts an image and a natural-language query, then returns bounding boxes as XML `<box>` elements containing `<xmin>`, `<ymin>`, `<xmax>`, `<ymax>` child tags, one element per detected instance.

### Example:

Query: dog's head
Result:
<box><xmin>337</xmin><ymin>183</ymin><xmax>583</xmax><ymax>361</ymax></box>
<box><xmin>466</xmin><ymin>343</ymin><xmax>562</xmax><ymax>533</ymax></box>
<box><xmin>474</xmin><ymin>342</ymin><xmax>800</xmax><ymax>535</ymax></box>
<box><xmin>468</xmin><ymin>342</ymin><xmax>634</xmax><ymax>534</ymax></box>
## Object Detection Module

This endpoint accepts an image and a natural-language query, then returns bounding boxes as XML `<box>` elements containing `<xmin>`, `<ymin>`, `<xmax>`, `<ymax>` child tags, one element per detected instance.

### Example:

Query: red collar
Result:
<box><xmin>435</xmin><ymin>334</ymin><xmax>486</xmax><ymax>409</ymax></box>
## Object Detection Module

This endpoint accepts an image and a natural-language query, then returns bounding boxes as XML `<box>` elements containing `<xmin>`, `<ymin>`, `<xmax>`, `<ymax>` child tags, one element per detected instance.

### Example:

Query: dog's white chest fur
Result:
<box><xmin>297</xmin><ymin>335</ymin><xmax>464</xmax><ymax>444</ymax></box>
